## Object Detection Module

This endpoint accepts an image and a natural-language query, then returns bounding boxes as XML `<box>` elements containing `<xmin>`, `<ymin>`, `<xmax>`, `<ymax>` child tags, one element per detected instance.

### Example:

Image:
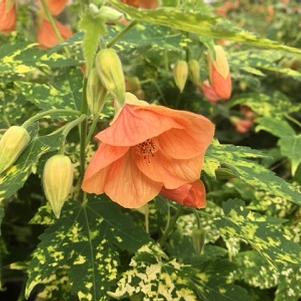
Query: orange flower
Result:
<box><xmin>160</xmin><ymin>180</ymin><xmax>206</xmax><ymax>209</ymax></box>
<box><xmin>121</xmin><ymin>0</ymin><xmax>159</xmax><ymax>9</ymax></box>
<box><xmin>208</xmin><ymin>45</ymin><xmax>232</xmax><ymax>100</ymax></box>
<box><xmin>82</xmin><ymin>93</ymin><xmax>215</xmax><ymax>208</ymax></box>
<box><xmin>200</xmin><ymin>80</ymin><xmax>221</xmax><ymax>104</ymax></box>
<box><xmin>37</xmin><ymin>19</ymin><xmax>73</xmax><ymax>49</ymax></box>
<box><xmin>41</xmin><ymin>0</ymin><xmax>68</xmax><ymax>16</ymax></box>
<box><xmin>234</xmin><ymin>119</ymin><xmax>253</xmax><ymax>134</ymax></box>
<box><xmin>0</xmin><ymin>0</ymin><xmax>16</xmax><ymax>34</ymax></box>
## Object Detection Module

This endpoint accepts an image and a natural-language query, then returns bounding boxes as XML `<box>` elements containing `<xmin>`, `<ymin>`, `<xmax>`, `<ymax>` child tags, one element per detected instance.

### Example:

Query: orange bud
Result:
<box><xmin>208</xmin><ymin>46</ymin><xmax>232</xmax><ymax>100</ymax></box>
<box><xmin>0</xmin><ymin>0</ymin><xmax>16</xmax><ymax>34</ymax></box>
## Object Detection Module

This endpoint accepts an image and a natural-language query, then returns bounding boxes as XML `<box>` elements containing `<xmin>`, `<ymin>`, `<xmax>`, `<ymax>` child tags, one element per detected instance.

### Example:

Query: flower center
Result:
<box><xmin>136</xmin><ymin>139</ymin><xmax>158</xmax><ymax>162</ymax></box>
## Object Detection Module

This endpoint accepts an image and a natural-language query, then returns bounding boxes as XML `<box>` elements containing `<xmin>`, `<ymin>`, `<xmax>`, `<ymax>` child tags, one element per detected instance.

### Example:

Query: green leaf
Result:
<box><xmin>256</xmin><ymin>117</ymin><xmax>295</xmax><ymax>138</ymax></box>
<box><xmin>26</xmin><ymin>197</ymin><xmax>150</xmax><ymax>301</ymax></box>
<box><xmin>0</xmin><ymin>207</ymin><xmax>3</xmax><ymax>236</ymax></box>
<box><xmin>278</xmin><ymin>135</ymin><xmax>301</xmax><ymax>175</ymax></box>
<box><xmin>80</xmin><ymin>11</ymin><xmax>106</xmax><ymax>73</ymax></box>
<box><xmin>109</xmin><ymin>242</ymin><xmax>254</xmax><ymax>301</ymax></box>
<box><xmin>235</xmin><ymin>251</ymin><xmax>278</xmax><ymax>289</ymax></box>
<box><xmin>230</xmin><ymin>93</ymin><xmax>300</xmax><ymax>118</ymax></box>
<box><xmin>206</xmin><ymin>142</ymin><xmax>301</xmax><ymax>206</ymax></box>
<box><xmin>256</xmin><ymin>117</ymin><xmax>301</xmax><ymax>175</ymax></box>
<box><xmin>109</xmin><ymin>0</ymin><xmax>301</xmax><ymax>55</ymax></box>
<box><xmin>216</xmin><ymin>199</ymin><xmax>301</xmax><ymax>269</ymax></box>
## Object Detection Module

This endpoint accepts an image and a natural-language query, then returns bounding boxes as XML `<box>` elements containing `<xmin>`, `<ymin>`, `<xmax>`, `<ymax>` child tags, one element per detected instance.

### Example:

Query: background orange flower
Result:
<box><xmin>0</xmin><ymin>0</ymin><xmax>16</xmax><ymax>34</ymax></box>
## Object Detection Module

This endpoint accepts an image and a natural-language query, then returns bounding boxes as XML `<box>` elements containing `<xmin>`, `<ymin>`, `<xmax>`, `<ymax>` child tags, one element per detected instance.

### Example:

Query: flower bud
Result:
<box><xmin>192</xmin><ymin>229</ymin><xmax>206</xmax><ymax>255</ymax></box>
<box><xmin>87</xmin><ymin>68</ymin><xmax>107</xmax><ymax>116</ymax></box>
<box><xmin>43</xmin><ymin>155</ymin><xmax>74</xmax><ymax>218</ymax></box>
<box><xmin>98</xmin><ymin>6</ymin><xmax>123</xmax><ymax>22</ymax></box>
<box><xmin>208</xmin><ymin>45</ymin><xmax>232</xmax><ymax>100</ymax></box>
<box><xmin>0</xmin><ymin>126</ymin><xmax>30</xmax><ymax>174</ymax></box>
<box><xmin>188</xmin><ymin>59</ymin><xmax>200</xmax><ymax>85</ymax></box>
<box><xmin>173</xmin><ymin>60</ymin><xmax>188</xmax><ymax>93</ymax></box>
<box><xmin>95</xmin><ymin>48</ymin><xmax>125</xmax><ymax>106</ymax></box>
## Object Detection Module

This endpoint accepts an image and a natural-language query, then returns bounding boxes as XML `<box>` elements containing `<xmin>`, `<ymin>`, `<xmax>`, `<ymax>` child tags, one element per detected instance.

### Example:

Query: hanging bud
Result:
<box><xmin>192</xmin><ymin>229</ymin><xmax>206</xmax><ymax>255</ymax></box>
<box><xmin>87</xmin><ymin>68</ymin><xmax>107</xmax><ymax>116</ymax></box>
<box><xmin>98</xmin><ymin>6</ymin><xmax>123</xmax><ymax>22</ymax></box>
<box><xmin>173</xmin><ymin>60</ymin><xmax>188</xmax><ymax>93</ymax></box>
<box><xmin>0</xmin><ymin>126</ymin><xmax>30</xmax><ymax>174</ymax></box>
<box><xmin>208</xmin><ymin>45</ymin><xmax>232</xmax><ymax>100</ymax></box>
<box><xmin>43</xmin><ymin>155</ymin><xmax>74</xmax><ymax>218</ymax></box>
<box><xmin>188</xmin><ymin>59</ymin><xmax>200</xmax><ymax>85</ymax></box>
<box><xmin>95</xmin><ymin>48</ymin><xmax>125</xmax><ymax>107</ymax></box>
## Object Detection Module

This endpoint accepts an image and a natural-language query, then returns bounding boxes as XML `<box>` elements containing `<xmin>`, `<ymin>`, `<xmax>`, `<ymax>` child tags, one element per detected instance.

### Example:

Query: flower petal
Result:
<box><xmin>104</xmin><ymin>152</ymin><xmax>162</xmax><ymax>208</ymax></box>
<box><xmin>158</xmin><ymin>128</ymin><xmax>209</xmax><ymax>160</ymax></box>
<box><xmin>134</xmin><ymin>148</ymin><xmax>203</xmax><ymax>189</ymax></box>
<box><xmin>83</xmin><ymin>143</ymin><xmax>129</xmax><ymax>181</ymax></box>
<box><xmin>81</xmin><ymin>166</ymin><xmax>109</xmax><ymax>195</ymax></box>
<box><xmin>161</xmin><ymin>180</ymin><xmax>206</xmax><ymax>209</ymax></box>
<box><xmin>96</xmin><ymin>104</ymin><xmax>183</xmax><ymax>146</ymax></box>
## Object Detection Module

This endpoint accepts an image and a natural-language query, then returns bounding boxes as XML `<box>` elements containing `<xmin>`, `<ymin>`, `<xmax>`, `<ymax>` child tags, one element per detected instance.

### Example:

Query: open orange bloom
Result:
<box><xmin>0</xmin><ymin>0</ymin><xmax>16</xmax><ymax>34</ymax></box>
<box><xmin>37</xmin><ymin>19</ymin><xmax>73</xmax><ymax>49</ymax></box>
<box><xmin>160</xmin><ymin>180</ymin><xmax>206</xmax><ymax>209</ymax></box>
<box><xmin>82</xmin><ymin>93</ymin><xmax>215</xmax><ymax>208</ymax></box>
<box><xmin>121</xmin><ymin>0</ymin><xmax>159</xmax><ymax>9</ymax></box>
<box><xmin>208</xmin><ymin>45</ymin><xmax>232</xmax><ymax>100</ymax></box>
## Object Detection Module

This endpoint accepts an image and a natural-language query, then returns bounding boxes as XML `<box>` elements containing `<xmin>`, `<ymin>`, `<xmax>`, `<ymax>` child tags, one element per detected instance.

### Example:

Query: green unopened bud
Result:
<box><xmin>99</xmin><ymin>6</ymin><xmax>123</xmax><ymax>22</ymax></box>
<box><xmin>95</xmin><ymin>48</ymin><xmax>125</xmax><ymax>106</ymax></box>
<box><xmin>0</xmin><ymin>126</ymin><xmax>30</xmax><ymax>174</ymax></box>
<box><xmin>192</xmin><ymin>229</ymin><xmax>206</xmax><ymax>255</ymax></box>
<box><xmin>173</xmin><ymin>60</ymin><xmax>188</xmax><ymax>93</ymax></box>
<box><xmin>188</xmin><ymin>59</ymin><xmax>201</xmax><ymax>85</ymax></box>
<box><xmin>43</xmin><ymin>155</ymin><xmax>74</xmax><ymax>219</ymax></box>
<box><xmin>87</xmin><ymin>68</ymin><xmax>107</xmax><ymax>116</ymax></box>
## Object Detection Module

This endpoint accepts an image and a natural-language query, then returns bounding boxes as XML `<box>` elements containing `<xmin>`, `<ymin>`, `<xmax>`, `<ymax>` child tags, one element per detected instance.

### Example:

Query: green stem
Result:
<box><xmin>86</xmin><ymin>117</ymin><xmax>99</xmax><ymax>148</ymax></box>
<box><xmin>22</xmin><ymin>109</ymin><xmax>80</xmax><ymax>128</ymax></box>
<box><xmin>60</xmin><ymin>115</ymin><xmax>86</xmax><ymax>153</ymax></box>
<box><xmin>79</xmin><ymin>79</ymin><xmax>88</xmax><ymax>202</ymax></box>
<box><xmin>107</xmin><ymin>20</ymin><xmax>138</xmax><ymax>48</ymax></box>
<box><xmin>194</xmin><ymin>209</ymin><xmax>201</xmax><ymax>229</ymax></box>
<box><xmin>40</xmin><ymin>0</ymin><xmax>71</xmax><ymax>56</ymax></box>
<box><xmin>285</xmin><ymin>114</ymin><xmax>301</xmax><ymax>128</ymax></box>
<box><xmin>159</xmin><ymin>207</ymin><xmax>183</xmax><ymax>246</ymax></box>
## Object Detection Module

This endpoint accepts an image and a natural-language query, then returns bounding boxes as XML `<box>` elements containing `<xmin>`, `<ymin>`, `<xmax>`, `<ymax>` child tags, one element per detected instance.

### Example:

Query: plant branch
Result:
<box><xmin>22</xmin><ymin>109</ymin><xmax>80</xmax><ymax>128</ymax></box>
<box><xmin>107</xmin><ymin>20</ymin><xmax>138</xmax><ymax>48</ymax></box>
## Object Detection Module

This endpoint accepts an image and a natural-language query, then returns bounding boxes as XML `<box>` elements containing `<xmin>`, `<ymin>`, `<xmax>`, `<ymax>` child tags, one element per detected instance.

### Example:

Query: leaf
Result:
<box><xmin>80</xmin><ymin>11</ymin><xmax>106</xmax><ymax>73</ymax></box>
<box><xmin>235</xmin><ymin>251</ymin><xmax>278</xmax><ymax>289</ymax></box>
<box><xmin>230</xmin><ymin>93</ymin><xmax>300</xmax><ymax>118</ymax></box>
<box><xmin>256</xmin><ymin>117</ymin><xmax>295</xmax><ymax>138</ymax></box>
<box><xmin>216</xmin><ymin>199</ymin><xmax>301</xmax><ymax>269</ymax></box>
<box><xmin>26</xmin><ymin>197</ymin><xmax>150</xmax><ymax>301</ymax></box>
<box><xmin>0</xmin><ymin>130</ymin><xmax>64</xmax><ymax>202</ymax></box>
<box><xmin>109</xmin><ymin>0</ymin><xmax>301</xmax><ymax>55</ymax></box>
<box><xmin>256</xmin><ymin>117</ymin><xmax>301</xmax><ymax>175</ymax></box>
<box><xmin>278</xmin><ymin>135</ymin><xmax>301</xmax><ymax>175</ymax></box>
<box><xmin>0</xmin><ymin>207</ymin><xmax>3</xmax><ymax>236</ymax></box>
<box><xmin>109</xmin><ymin>242</ymin><xmax>254</xmax><ymax>301</ymax></box>
<box><xmin>206</xmin><ymin>142</ymin><xmax>301</xmax><ymax>206</ymax></box>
